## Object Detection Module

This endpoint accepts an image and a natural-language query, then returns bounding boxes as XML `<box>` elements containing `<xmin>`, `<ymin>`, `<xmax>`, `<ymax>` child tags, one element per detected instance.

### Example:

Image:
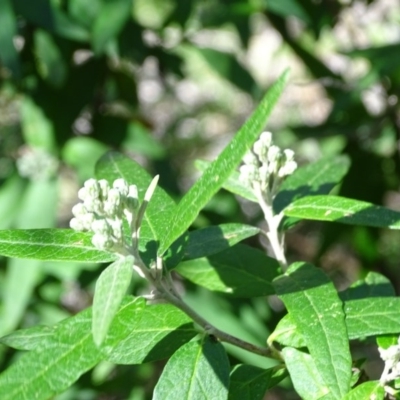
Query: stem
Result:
<box><xmin>253</xmin><ymin>182</ymin><xmax>287</xmax><ymax>270</ymax></box>
<box><xmin>129</xmin><ymin>250</ymin><xmax>273</xmax><ymax>358</ymax></box>
<box><xmin>158</xmin><ymin>284</ymin><xmax>272</xmax><ymax>358</ymax></box>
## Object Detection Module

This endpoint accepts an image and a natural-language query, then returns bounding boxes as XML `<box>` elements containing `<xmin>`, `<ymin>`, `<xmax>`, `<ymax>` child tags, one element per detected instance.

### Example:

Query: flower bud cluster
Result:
<box><xmin>16</xmin><ymin>147</ymin><xmax>59</xmax><ymax>181</ymax></box>
<box><xmin>379</xmin><ymin>338</ymin><xmax>400</xmax><ymax>383</ymax></box>
<box><xmin>239</xmin><ymin>131</ymin><xmax>297</xmax><ymax>196</ymax></box>
<box><xmin>70</xmin><ymin>178</ymin><xmax>139</xmax><ymax>252</ymax></box>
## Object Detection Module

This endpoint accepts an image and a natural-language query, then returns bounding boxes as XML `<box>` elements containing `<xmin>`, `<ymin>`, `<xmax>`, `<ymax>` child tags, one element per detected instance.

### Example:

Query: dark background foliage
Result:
<box><xmin>0</xmin><ymin>0</ymin><xmax>399</xmax><ymax>398</ymax></box>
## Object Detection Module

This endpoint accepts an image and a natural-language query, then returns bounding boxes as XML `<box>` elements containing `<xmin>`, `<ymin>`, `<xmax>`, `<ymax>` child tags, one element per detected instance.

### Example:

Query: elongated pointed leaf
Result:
<box><xmin>2</xmin><ymin>179</ymin><xmax>58</xmax><ymax>335</ymax></box>
<box><xmin>270</xmin><ymin>296</ymin><xmax>400</xmax><ymax>346</ymax></box>
<box><xmin>175</xmin><ymin>244</ymin><xmax>280</xmax><ymax>297</ymax></box>
<box><xmin>282</xmin><ymin>347</ymin><xmax>333</xmax><ymax>400</ymax></box>
<box><xmin>0</xmin><ymin>229</ymin><xmax>116</xmax><ymax>262</ymax></box>
<box><xmin>195</xmin><ymin>160</ymin><xmax>257</xmax><ymax>202</ymax></box>
<box><xmin>153</xmin><ymin>336</ymin><xmax>230</xmax><ymax>400</ymax></box>
<box><xmin>284</xmin><ymin>195</ymin><xmax>400</xmax><ymax>229</ymax></box>
<box><xmin>0</xmin><ymin>0</ymin><xmax>20</xmax><ymax>77</ymax></box>
<box><xmin>274</xmin><ymin>155</ymin><xmax>351</xmax><ymax>213</ymax></box>
<box><xmin>341</xmin><ymin>381</ymin><xmax>384</xmax><ymax>400</ymax></box>
<box><xmin>0</xmin><ymin>325</ymin><xmax>56</xmax><ymax>351</ymax></box>
<box><xmin>0</xmin><ymin>309</ymin><xmax>102</xmax><ymax>400</ymax></box>
<box><xmin>273</xmin><ymin>263</ymin><xmax>352</xmax><ymax>399</ymax></box>
<box><xmin>182</xmin><ymin>224</ymin><xmax>260</xmax><ymax>261</ymax></box>
<box><xmin>345</xmin><ymin>297</ymin><xmax>400</xmax><ymax>339</ymax></box>
<box><xmin>158</xmin><ymin>70</ymin><xmax>289</xmax><ymax>255</ymax></box>
<box><xmin>0</xmin><ymin>296</ymin><xmax>197</xmax><ymax>399</ymax></box>
<box><xmin>228</xmin><ymin>365</ymin><xmax>286</xmax><ymax>400</ymax></box>
<box><xmin>339</xmin><ymin>272</ymin><xmax>395</xmax><ymax>302</ymax></box>
<box><xmin>92</xmin><ymin>256</ymin><xmax>133</xmax><ymax>346</ymax></box>
<box><xmin>101</xmin><ymin>298</ymin><xmax>197</xmax><ymax>364</ymax></box>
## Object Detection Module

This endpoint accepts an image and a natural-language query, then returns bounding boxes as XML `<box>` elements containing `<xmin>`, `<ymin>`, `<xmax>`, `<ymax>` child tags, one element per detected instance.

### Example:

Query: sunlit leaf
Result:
<box><xmin>92</xmin><ymin>256</ymin><xmax>133</xmax><ymax>346</ymax></box>
<box><xmin>158</xmin><ymin>70</ymin><xmax>289</xmax><ymax>255</ymax></box>
<box><xmin>273</xmin><ymin>263</ymin><xmax>352</xmax><ymax>399</ymax></box>
<box><xmin>153</xmin><ymin>336</ymin><xmax>230</xmax><ymax>399</ymax></box>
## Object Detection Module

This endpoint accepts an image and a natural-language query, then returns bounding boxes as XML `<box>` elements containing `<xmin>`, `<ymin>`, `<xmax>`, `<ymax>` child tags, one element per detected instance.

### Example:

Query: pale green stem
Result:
<box><xmin>253</xmin><ymin>182</ymin><xmax>287</xmax><ymax>270</ymax></box>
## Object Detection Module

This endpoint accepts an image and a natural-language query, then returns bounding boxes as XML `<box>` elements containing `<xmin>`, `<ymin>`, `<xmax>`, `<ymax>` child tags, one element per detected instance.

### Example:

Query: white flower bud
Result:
<box><xmin>267</xmin><ymin>145</ymin><xmax>281</xmax><ymax>163</ymax></box>
<box><xmin>109</xmin><ymin>219</ymin><xmax>123</xmax><ymax>240</ymax></box>
<box><xmin>70</xmin><ymin>217</ymin><xmax>85</xmax><ymax>231</ymax></box>
<box><xmin>260</xmin><ymin>131</ymin><xmax>272</xmax><ymax>146</ymax></box>
<box><xmin>77</xmin><ymin>187</ymin><xmax>88</xmax><ymax>201</ymax></box>
<box><xmin>83</xmin><ymin>178</ymin><xmax>100</xmax><ymax>199</ymax></box>
<box><xmin>126</xmin><ymin>184</ymin><xmax>139</xmax><ymax>210</ymax></box>
<box><xmin>84</xmin><ymin>197</ymin><xmax>103</xmax><ymax>214</ymax></box>
<box><xmin>243</xmin><ymin>151</ymin><xmax>258</xmax><ymax>166</ymax></box>
<box><xmin>113</xmin><ymin>178</ymin><xmax>129</xmax><ymax>196</ymax></box>
<box><xmin>284</xmin><ymin>149</ymin><xmax>295</xmax><ymax>161</ymax></box>
<box><xmin>239</xmin><ymin>164</ymin><xmax>259</xmax><ymax>185</ymax></box>
<box><xmin>92</xmin><ymin>233</ymin><xmax>113</xmax><ymax>251</ymax></box>
<box><xmin>72</xmin><ymin>203</ymin><xmax>87</xmax><ymax>217</ymax></box>
<box><xmin>104</xmin><ymin>188</ymin><xmax>122</xmax><ymax>216</ymax></box>
<box><xmin>91</xmin><ymin>219</ymin><xmax>111</xmax><ymax>235</ymax></box>
<box><xmin>278</xmin><ymin>160</ymin><xmax>297</xmax><ymax>178</ymax></box>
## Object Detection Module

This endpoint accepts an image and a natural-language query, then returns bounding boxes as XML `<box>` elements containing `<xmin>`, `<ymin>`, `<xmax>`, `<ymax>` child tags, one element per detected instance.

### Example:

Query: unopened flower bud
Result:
<box><xmin>113</xmin><ymin>178</ymin><xmax>129</xmax><ymax>196</ymax></box>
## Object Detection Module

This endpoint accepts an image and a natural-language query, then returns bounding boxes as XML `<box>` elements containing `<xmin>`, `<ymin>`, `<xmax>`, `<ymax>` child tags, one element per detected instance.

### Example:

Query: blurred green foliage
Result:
<box><xmin>1</xmin><ymin>0</ymin><xmax>400</xmax><ymax>398</ymax></box>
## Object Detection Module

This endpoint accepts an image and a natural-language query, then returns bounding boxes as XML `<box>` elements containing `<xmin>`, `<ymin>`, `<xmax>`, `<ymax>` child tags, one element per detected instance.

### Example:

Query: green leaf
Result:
<box><xmin>274</xmin><ymin>154</ymin><xmax>351</xmax><ymax>213</ymax></box>
<box><xmin>195</xmin><ymin>159</ymin><xmax>257</xmax><ymax>202</ymax></box>
<box><xmin>342</xmin><ymin>381</ymin><xmax>384</xmax><ymax>400</ymax></box>
<box><xmin>0</xmin><ymin>175</ymin><xmax>26</xmax><ymax>230</ymax></box>
<box><xmin>267</xmin><ymin>314</ymin><xmax>305</xmax><ymax>349</ymax></box>
<box><xmin>101</xmin><ymin>298</ymin><xmax>198</xmax><ymax>364</ymax></box>
<box><xmin>153</xmin><ymin>336</ymin><xmax>230</xmax><ymax>400</ymax></box>
<box><xmin>175</xmin><ymin>244</ymin><xmax>280</xmax><ymax>297</ymax></box>
<box><xmin>0</xmin><ymin>297</ymin><xmax>197</xmax><ymax>399</ymax></box>
<box><xmin>92</xmin><ymin>256</ymin><xmax>133</xmax><ymax>346</ymax></box>
<box><xmin>158</xmin><ymin>70</ymin><xmax>289</xmax><ymax>255</ymax></box>
<box><xmin>92</xmin><ymin>0</ymin><xmax>132</xmax><ymax>54</ymax></box>
<box><xmin>0</xmin><ymin>229</ymin><xmax>116</xmax><ymax>263</ymax></box>
<box><xmin>228</xmin><ymin>365</ymin><xmax>286</xmax><ymax>400</ymax></box>
<box><xmin>1</xmin><ymin>180</ymin><xmax>58</xmax><ymax>335</ymax></box>
<box><xmin>182</xmin><ymin>224</ymin><xmax>260</xmax><ymax>261</ymax></box>
<box><xmin>13</xmin><ymin>0</ymin><xmax>89</xmax><ymax>42</ymax></box>
<box><xmin>34</xmin><ymin>29</ymin><xmax>67</xmax><ymax>87</ymax></box>
<box><xmin>62</xmin><ymin>137</ymin><xmax>109</xmax><ymax>181</ymax></box>
<box><xmin>95</xmin><ymin>151</ymin><xmax>176</xmax><ymax>260</ymax></box>
<box><xmin>282</xmin><ymin>347</ymin><xmax>333</xmax><ymax>400</ymax></box>
<box><xmin>197</xmin><ymin>47</ymin><xmax>257</xmax><ymax>93</ymax></box>
<box><xmin>0</xmin><ymin>325</ymin><xmax>56</xmax><ymax>351</ymax></box>
<box><xmin>0</xmin><ymin>0</ymin><xmax>20</xmax><ymax>77</ymax></box>
<box><xmin>0</xmin><ymin>309</ymin><xmax>102</xmax><ymax>400</ymax></box>
<box><xmin>270</xmin><ymin>296</ymin><xmax>400</xmax><ymax>345</ymax></box>
<box><xmin>339</xmin><ymin>272</ymin><xmax>395</xmax><ymax>302</ymax></box>
<box><xmin>283</xmin><ymin>195</ymin><xmax>400</xmax><ymax>229</ymax></box>
<box><xmin>273</xmin><ymin>263</ymin><xmax>352</xmax><ymax>399</ymax></box>
<box><xmin>345</xmin><ymin>297</ymin><xmax>400</xmax><ymax>339</ymax></box>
